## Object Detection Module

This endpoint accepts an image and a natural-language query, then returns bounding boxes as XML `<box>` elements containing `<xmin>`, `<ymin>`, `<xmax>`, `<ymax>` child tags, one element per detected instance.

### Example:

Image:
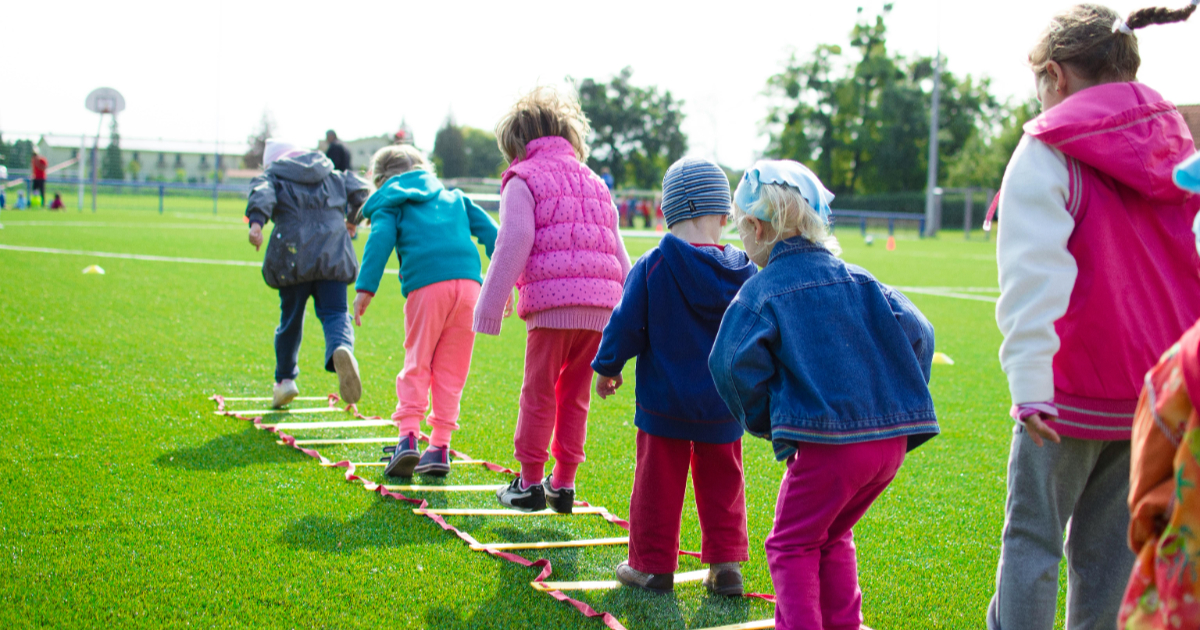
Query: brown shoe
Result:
<box><xmin>703</xmin><ymin>562</ymin><xmax>744</xmax><ymax>596</ymax></box>
<box><xmin>615</xmin><ymin>561</ymin><xmax>674</xmax><ymax>594</ymax></box>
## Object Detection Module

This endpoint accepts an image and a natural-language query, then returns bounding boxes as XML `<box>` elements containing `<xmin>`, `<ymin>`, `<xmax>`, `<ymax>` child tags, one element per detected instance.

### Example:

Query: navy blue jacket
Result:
<box><xmin>593</xmin><ymin>234</ymin><xmax>758</xmax><ymax>443</ymax></box>
<box><xmin>709</xmin><ymin>237</ymin><xmax>939</xmax><ymax>460</ymax></box>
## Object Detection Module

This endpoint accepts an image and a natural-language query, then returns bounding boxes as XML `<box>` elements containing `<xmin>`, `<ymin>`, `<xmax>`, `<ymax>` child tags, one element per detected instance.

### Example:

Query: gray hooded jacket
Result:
<box><xmin>246</xmin><ymin>152</ymin><xmax>369</xmax><ymax>289</ymax></box>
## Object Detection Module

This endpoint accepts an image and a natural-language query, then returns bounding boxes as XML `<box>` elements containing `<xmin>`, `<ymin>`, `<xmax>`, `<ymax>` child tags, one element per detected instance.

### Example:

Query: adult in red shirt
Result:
<box><xmin>30</xmin><ymin>151</ymin><xmax>48</xmax><ymax>206</ymax></box>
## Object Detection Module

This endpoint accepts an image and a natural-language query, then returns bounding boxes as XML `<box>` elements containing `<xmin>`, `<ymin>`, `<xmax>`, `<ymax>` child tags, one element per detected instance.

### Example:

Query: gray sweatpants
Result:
<box><xmin>986</xmin><ymin>425</ymin><xmax>1134</xmax><ymax>630</ymax></box>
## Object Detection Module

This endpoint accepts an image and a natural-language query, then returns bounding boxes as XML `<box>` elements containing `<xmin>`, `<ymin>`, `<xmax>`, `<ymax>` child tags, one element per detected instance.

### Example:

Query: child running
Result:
<box><xmin>474</xmin><ymin>86</ymin><xmax>632</xmax><ymax>513</ymax></box>
<box><xmin>592</xmin><ymin>158</ymin><xmax>757</xmax><ymax>596</ymax></box>
<box><xmin>353</xmin><ymin>145</ymin><xmax>499</xmax><ymax>477</ymax></box>
<box><xmin>246</xmin><ymin>139</ymin><xmax>369</xmax><ymax>409</ymax></box>
<box><xmin>988</xmin><ymin>4</ymin><xmax>1200</xmax><ymax>629</ymax></box>
<box><xmin>710</xmin><ymin>160</ymin><xmax>939</xmax><ymax>630</ymax></box>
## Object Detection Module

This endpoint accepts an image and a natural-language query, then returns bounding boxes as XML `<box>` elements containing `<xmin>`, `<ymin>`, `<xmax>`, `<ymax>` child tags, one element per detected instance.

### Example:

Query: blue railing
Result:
<box><xmin>830</xmin><ymin>209</ymin><xmax>926</xmax><ymax>236</ymax></box>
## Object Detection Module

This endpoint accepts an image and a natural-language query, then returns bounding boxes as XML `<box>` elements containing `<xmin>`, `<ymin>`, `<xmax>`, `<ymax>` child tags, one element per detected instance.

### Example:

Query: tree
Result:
<box><xmin>433</xmin><ymin>117</ymin><xmax>468</xmax><ymax>179</ymax></box>
<box><xmin>126</xmin><ymin>157</ymin><xmax>142</xmax><ymax>181</ymax></box>
<box><xmin>243</xmin><ymin>111</ymin><xmax>275</xmax><ymax>169</ymax></box>
<box><xmin>462</xmin><ymin>127</ymin><xmax>506</xmax><ymax>178</ymax></box>
<box><xmin>577</xmin><ymin>67</ymin><xmax>688</xmax><ymax>189</ymax></box>
<box><xmin>945</xmin><ymin>97</ymin><xmax>1038</xmax><ymax>190</ymax></box>
<box><xmin>764</xmin><ymin>7</ymin><xmax>999</xmax><ymax>194</ymax></box>
<box><xmin>102</xmin><ymin>118</ymin><xmax>124</xmax><ymax>180</ymax></box>
<box><xmin>4</xmin><ymin>138</ymin><xmax>34</xmax><ymax>174</ymax></box>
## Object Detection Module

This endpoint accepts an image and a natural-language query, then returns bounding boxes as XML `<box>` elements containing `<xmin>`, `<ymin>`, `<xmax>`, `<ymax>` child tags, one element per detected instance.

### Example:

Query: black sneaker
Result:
<box><xmin>496</xmin><ymin>477</ymin><xmax>546</xmax><ymax>512</ymax></box>
<box><xmin>542</xmin><ymin>474</ymin><xmax>574</xmax><ymax>514</ymax></box>
<box><xmin>383</xmin><ymin>433</ymin><xmax>420</xmax><ymax>477</ymax></box>
<box><xmin>414</xmin><ymin>445</ymin><xmax>451</xmax><ymax>477</ymax></box>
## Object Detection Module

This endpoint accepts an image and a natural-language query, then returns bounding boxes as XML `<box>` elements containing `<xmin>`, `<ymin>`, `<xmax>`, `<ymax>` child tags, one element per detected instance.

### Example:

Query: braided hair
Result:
<box><xmin>1029</xmin><ymin>2</ymin><xmax>1195</xmax><ymax>82</ymax></box>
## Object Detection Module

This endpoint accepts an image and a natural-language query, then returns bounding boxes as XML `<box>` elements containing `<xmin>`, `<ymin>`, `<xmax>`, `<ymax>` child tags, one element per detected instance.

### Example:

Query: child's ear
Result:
<box><xmin>719</xmin><ymin>214</ymin><xmax>728</xmax><ymax>227</ymax></box>
<box><xmin>754</xmin><ymin>217</ymin><xmax>767</xmax><ymax>242</ymax></box>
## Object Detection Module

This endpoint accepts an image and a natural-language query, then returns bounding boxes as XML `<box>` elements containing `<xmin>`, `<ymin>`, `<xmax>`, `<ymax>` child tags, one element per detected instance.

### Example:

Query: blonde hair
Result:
<box><xmin>733</xmin><ymin>184</ymin><xmax>841</xmax><ymax>257</ymax></box>
<box><xmin>1028</xmin><ymin>3</ymin><xmax>1196</xmax><ymax>83</ymax></box>
<box><xmin>495</xmin><ymin>86</ymin><xmax>591</xmax><ymax>163</ymax></box>
<box><xmin>371</xmin><ymin>144</ymin><xmax>432</xmax><ymax>188</ymax></box>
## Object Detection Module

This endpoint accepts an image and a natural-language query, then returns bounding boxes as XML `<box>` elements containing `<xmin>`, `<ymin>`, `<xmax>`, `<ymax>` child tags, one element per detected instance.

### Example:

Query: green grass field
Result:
<box><xmin>0</xmin><ymin>203</ymin><xmax>1037</xmax><ymax>629</ymax></box>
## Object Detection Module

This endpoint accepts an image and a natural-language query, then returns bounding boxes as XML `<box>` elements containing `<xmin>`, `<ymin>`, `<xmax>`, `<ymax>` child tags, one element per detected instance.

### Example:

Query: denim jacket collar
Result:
<box><xmin>767</xmin><ymin>236</ymin><xmax>830</xmax><ymax>264</ymax></box>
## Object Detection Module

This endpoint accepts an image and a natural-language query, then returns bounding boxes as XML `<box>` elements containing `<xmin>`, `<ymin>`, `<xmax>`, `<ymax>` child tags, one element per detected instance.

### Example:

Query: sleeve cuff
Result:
<box><xmin>1006</xmin><ymin>362</ymin><xmax>1056</xmax><ymax>408</ymax></box>
<box><xmin>473</xmin><ymin>315</ymin><xmax>503</xmax><ymax>336</ymax></box>
<box><xmin>592</xmin><ymin>361</ymin><xmax>624</xmax><ymax>378</ymax></box>
<box><xmin>356</xmin><ymin>289</ymin><xmax>375</xmax><ymax>297</ymax></box>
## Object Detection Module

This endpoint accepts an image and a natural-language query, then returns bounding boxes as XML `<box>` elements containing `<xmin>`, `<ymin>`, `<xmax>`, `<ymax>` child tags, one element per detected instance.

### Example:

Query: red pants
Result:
<box><xmin>628</xmin><ymin>430</ymin><xmax>749</xmax><ymax>574</ymax></box>
<box><xmin>513</xmin><ymin>328</ymin><xmax>602</xmax><ymax>483</ymax></box>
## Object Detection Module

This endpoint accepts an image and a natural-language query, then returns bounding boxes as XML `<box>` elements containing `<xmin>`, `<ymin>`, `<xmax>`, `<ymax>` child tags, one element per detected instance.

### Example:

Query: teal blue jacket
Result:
<box><xmin>355</xmin><ymin>170</ymin><xmax>499</xmax><ymax>297</ymax></box>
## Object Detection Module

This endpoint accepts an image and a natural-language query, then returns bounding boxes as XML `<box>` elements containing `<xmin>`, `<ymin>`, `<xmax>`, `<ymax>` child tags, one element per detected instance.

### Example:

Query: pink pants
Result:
<box><xmin>513</xmin><ymin>328</ymin><xmax>602</xmax><ymax>485</ymax></box>
<box><xmin>766</xmin><ymin>437</ymin><xmax>907</xmax><ymax>630</ymax></box>
<box><xmin>392</xmin><ymin>279</ymin><xmax>479</xmax><ymax>448</ymax></box>
<box><xmin>628</xmin><ymin>430</ymin><xmax>749</xmax><ymax>574</ymax></box>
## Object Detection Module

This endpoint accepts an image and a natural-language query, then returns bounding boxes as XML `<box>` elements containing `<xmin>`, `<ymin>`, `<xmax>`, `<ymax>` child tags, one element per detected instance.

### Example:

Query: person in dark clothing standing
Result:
<box><xmin>324</xmin><ymin>130</ymin><xmax>351</xmax><ymax>172</ymax></box>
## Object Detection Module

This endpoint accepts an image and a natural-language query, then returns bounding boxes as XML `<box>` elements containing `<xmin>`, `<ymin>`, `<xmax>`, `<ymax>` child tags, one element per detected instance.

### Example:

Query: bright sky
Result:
<box><xmin>3</xmin><ymin>0</ymin><xmax>1196</xmax><ymax>169</ymax></box>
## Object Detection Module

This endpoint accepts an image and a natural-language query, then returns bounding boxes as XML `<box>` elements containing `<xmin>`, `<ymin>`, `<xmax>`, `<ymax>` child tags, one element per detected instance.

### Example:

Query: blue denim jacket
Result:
<box><xmin>709</xmin><ymin>237</ymin><xmax>939</xmax><ymax>460</ymax></box>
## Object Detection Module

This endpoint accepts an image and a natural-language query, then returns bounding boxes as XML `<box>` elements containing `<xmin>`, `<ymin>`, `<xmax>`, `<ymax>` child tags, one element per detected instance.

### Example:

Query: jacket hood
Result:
<box><xmin>267</xmin><ymin>151</ymin><xmax>335</xmax><ymax>184</ymax></box>
<box><xmin>368</xmin><ymin>170</ymin><xmax>444</xmax><ymax>215</ymax></box>
<box><xmin>1024</xmin><ymin>82</ymin><xmax>1196</xmax><ymax>204</ymax></box>
<box><xmin>659</xmin><ymin>233</ymin><xmax>756</xmax><ymax>318</ymax></box>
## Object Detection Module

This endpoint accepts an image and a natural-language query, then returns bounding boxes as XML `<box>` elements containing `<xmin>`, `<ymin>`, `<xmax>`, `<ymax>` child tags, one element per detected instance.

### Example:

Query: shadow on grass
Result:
<box><xmin>277</xmin><ymin>496</ymin><xmax>441</xmax><ymax>553</ymax></box>
<box><xmin>593</xmin><ymin>585</ymin><xmax>757</xmax><ymax>629</ymax></box>
<box><xmin>154</xmin><ymin>426</ymin><xmax>302</xmax><ymax>471</ymax></box>
<box><xmin>421</xmin><ymin>561</ymin><xmax>591</xmax><ymax>630</ymax></box>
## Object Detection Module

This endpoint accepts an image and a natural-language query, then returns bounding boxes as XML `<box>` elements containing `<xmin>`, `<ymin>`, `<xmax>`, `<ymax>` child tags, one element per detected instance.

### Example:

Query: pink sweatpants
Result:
<box><xmin>513</xmin><ymin>328</ymin><xmax>602</xmax><ymax>486</ymax></box>
<box><xmin>392</xmin><ymin>279</ymin><xmax>479</xmax><ymax>448</ymax></box>
<box><xmin>766</xmin><ymin>437</ymin><xmax>907</xmax><ymax>630</ymax></box>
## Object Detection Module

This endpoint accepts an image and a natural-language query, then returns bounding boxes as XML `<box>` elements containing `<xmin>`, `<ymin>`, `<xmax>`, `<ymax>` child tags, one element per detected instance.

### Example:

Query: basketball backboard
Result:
<box><xmin>85</xmin><ymin>88</ymin><xmax>126</xmax><ymax>115</ymax></box>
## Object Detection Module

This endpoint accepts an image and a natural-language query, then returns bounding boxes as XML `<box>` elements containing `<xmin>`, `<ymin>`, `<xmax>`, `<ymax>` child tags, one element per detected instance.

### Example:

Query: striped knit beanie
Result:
<box><xmin>660</xmin><ymin>158</ymin><xmax>731</xmax><ymax>228</ymax></box>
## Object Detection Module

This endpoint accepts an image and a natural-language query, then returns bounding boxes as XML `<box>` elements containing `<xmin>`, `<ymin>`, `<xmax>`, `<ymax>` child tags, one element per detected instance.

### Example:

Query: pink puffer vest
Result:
<box><xmin>501</xmin><ymin>136</ymin><xmax>624</xmax><ymax>318</ymax></box>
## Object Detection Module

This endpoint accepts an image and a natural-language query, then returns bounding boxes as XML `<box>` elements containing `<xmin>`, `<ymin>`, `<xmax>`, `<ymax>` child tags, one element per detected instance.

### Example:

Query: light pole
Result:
<box><xmin>923</xmin><ymin>50</ymin><xmax>941</xmax><ymax>238</ymax></box>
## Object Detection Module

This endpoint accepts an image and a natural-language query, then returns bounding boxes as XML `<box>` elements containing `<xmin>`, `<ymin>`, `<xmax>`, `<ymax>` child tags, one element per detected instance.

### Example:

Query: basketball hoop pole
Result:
<box><xmin>77</xmin><ymin>134</ymin><xmax>85</xmax><ymax>211</ymax></box>
<box><xmin>84</xmin><ymin>87</ymin><xmax>126</xmax><ymax>214</ymax></box>
<box><xmin>91</xmin><ymin>113</ymin><xmax>103</xmax><ymax>213</ymax></box>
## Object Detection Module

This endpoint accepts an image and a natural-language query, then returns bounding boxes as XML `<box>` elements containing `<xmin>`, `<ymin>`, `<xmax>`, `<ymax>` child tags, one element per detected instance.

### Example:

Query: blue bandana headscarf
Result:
<box><xmin>1176</xmin><ymin>152</ymin><xmax>1200</xmax><ymax>194</ymax></box>
<box><xmin>734</xmin><ymin>160</ymin><xmax>835</xmax><ymax>224</ymax></box>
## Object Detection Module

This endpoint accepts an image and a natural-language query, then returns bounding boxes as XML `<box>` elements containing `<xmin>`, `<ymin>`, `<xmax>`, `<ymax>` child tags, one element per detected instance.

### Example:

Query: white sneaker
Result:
<box><xmin>332</xmin><ymin>346</ymin><xmax>361</xmax><ymax>404</ymax></box>
<box><xmin>272</xmin><ymin>379</ymin><xmax>299</xmax><ymax>409</ymax></box>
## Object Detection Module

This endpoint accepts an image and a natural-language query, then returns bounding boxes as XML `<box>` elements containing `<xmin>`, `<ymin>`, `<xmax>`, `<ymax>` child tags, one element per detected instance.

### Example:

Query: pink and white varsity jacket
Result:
<box><xmin>996</xmin><ymin>82</ymin><xmax>1200</xmax><ymax>440</ymax></box>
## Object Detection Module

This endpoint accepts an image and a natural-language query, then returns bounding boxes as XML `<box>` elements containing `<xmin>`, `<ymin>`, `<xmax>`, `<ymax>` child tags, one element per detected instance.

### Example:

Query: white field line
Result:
<box><xmin>0</xmin><ymin>221</ymin><xmax>245</xmax><ymax>230</ymax></box>
<box><xmin>0</xmin><ymin>242</ymin><xmax>999</xmax><ymax>304</ymax></box>
<box><xmin>895</xmin><ymin>286</ymin><xmax>999</xmax><ymax>303</ymax></box>
<box><xmin>0</xmin><ymin>244</ymin><xmax>400</xmax><ymax>274</ymax></box>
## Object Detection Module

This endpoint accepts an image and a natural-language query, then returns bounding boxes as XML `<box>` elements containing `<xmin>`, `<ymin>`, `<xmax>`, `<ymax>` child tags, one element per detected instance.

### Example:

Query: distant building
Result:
<box><xmin>1181</xmin><ymin>105</ymin><xmax>1200</xmax><ymax>148</ymax></box>
<box><xmin>318</xmin><ymin>123</ymin><xmax>417</xmax><ymax>174</ymax></box>
<box><xmin>36</xmin><ymin>134</ymin><xmax>248</xmax><ymax>183</ymax></box>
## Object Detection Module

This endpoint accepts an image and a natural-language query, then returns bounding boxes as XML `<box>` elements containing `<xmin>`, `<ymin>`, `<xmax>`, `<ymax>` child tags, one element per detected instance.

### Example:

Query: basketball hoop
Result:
<box><xmin>85</xmin><ymin>88</ymin><xmax>126</xmax><ymax>115</ymax></box>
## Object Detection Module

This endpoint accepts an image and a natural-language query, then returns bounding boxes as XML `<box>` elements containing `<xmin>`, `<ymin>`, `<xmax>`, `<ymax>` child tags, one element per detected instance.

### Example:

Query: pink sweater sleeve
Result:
<box><xmin>473</xmin><ymin>177</ymin><xmax>536</xmax><ymax>335</ymax></box>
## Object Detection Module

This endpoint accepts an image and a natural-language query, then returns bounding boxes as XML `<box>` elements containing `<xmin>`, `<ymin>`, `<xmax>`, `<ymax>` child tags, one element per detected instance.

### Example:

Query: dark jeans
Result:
<box><xmin>275</xmin><ymin>280</ymin><xmax>354</xmax><ymax>383</ymax></box>
<box><xmin>32</xmin><ymin>179</ymin><xmax>46</xmax><ymax>205</ymax></box>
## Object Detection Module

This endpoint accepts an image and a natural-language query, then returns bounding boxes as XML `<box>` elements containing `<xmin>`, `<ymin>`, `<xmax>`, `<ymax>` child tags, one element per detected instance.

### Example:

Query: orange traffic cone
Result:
<box><xmin>886</xmin><ymin>236</ymin><xmax>896</xmax><ymax>251</ymax></box>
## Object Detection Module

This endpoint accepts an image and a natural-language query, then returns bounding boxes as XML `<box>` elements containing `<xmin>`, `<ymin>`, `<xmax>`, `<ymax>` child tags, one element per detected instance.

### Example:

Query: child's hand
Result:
<box><xmin>248</xmin><ymin>224</ymin><xmax>263</xmax><ymax>251</ymax></box>
<box><xmin>1024</xmin><ymin>412</ymin><xmax>1062</xmax><ymax>448</ymax></box>
<box><xmin>504</xmin><ymin>288</ymin><xmax>517</xmax><ymax>318</ymax></box>
<box><xmin>595</xmin><ymin>374</ymin><xmax>623</xmax><ymax>399</ymax></box>
<box><xmin>353</xmin><ymin>292</ymin><xmax>372</xmax><ymax>326</ymax></box>
<box><xmin>346</xmin><ymin>221</ymin><xmax>357</xmax><ymax>237</ymax></box>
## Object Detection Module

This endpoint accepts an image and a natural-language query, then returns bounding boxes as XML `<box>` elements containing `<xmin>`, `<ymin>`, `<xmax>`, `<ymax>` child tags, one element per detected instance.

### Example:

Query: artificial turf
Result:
<box><xmin>0</xmin><ymin>204</ymin><xmax>1054</xmax><ymax>628</ymax></box>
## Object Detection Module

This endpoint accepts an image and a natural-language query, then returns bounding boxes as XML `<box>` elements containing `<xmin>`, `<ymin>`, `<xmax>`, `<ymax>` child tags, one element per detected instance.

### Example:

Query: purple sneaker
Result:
<box><xmin>383</xmin><ymin>433</ymin><xmax>420</xmax><ymax>477</ymax></box>
<box><xmin>414</xmin><ymin>445</ymin><xmax>451</xmax><ymax>477</ymax></box>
